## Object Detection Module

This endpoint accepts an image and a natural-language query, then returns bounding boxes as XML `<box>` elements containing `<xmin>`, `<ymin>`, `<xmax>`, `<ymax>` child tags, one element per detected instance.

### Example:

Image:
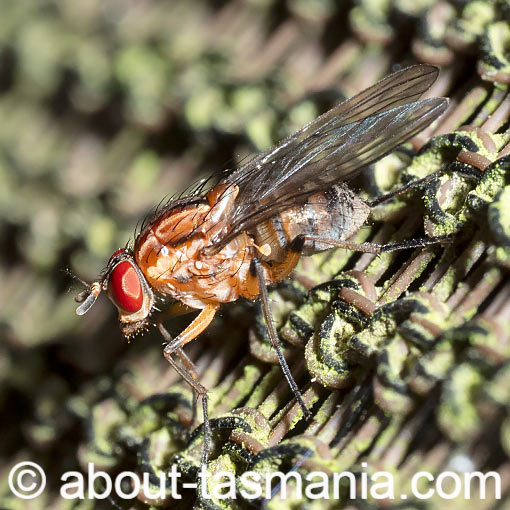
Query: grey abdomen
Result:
<box><xmin>254</xmin><ymin>183</ymin><xmax>370</xmax><ymax>263</ymax></box>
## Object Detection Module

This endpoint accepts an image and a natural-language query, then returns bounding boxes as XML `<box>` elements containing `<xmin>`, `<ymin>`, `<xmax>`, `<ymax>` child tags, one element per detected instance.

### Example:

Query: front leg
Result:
<box><xmin>157</xmin><ymin>324</ymin><xmax>200</xmax><ymax>434</ymax></box>
<box><xmin>162</xmin><ymin>303</ymin><xmax>218</xmax><ymax>356</ymax></box>
<box><xmin>156</xmin><ymin>304</ymin><xmax>218</xmax><ymax>466</ymax></box>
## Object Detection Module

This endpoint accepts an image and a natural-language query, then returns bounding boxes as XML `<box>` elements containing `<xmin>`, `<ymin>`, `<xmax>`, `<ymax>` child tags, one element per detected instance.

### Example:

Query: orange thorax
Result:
<box><xmin>134</xmin><ymin>184</ymin><xmax>264</xmax><ymax>309</ymax></box>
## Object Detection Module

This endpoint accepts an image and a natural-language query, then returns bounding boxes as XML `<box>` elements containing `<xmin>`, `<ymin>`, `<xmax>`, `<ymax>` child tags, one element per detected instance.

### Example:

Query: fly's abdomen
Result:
<box><xmin>254</xmin><ymin>183</ymin><xmax>370</xmax><ymax>263</ymax></box>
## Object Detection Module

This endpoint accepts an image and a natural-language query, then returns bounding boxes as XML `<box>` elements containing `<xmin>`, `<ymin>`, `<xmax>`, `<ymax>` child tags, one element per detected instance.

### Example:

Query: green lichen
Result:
<box><xmin>456</xmin><ymin>1</ymin><xmax>496</xmax><ymax>43</ymax></box>
<box><xmin>488</xmin><ymin>186</ymin><xmax>510</xmax><ymax>246</ymax></box>
<box><xmin>438</xmin><ymin>364</ymin><xmax>483</xmax><ymax>442</ymax></box>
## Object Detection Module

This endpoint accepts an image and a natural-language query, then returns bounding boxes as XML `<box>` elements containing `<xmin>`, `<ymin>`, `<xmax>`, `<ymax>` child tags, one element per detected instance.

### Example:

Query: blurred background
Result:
<box><xmin>1</xmin><ymin>0</ymin><xmax>510</xmax><ymax>509</ymax></box>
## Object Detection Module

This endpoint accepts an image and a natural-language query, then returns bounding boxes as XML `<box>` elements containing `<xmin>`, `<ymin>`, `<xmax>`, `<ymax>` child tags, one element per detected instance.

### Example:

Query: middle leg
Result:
<box><xmin>252</xmin><ymin>257</ymin><xmax>312</xmax><ymax>420</ymax></box>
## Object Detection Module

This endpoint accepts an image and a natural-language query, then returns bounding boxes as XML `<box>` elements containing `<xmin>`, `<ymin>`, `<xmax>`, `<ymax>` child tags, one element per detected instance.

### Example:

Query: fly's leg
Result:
<box><xmin>157</xmin><ymin>322</ymin><xmax>210</xmax><ymax>466</ymax></box>
<box><xmin>367</xmin><ymin>169</ymin><xmax>445</xmax><ymax>207</ymax></box>
<box><xmin>174</xmin><ymin>347</ymin><xmax>200</xmax><ymax>434</ymax></box>
<box><xmin>156</xmin><ymin>304</ymin><xmax>218</xmax><ymax>467</ymax></box>
<box><xmin>302</xmin><ymin>234</ymin><xmax>454</xmax><ymax>254</ymax></box>
<box><xmin>156</xmin><ymin>304</ymin><xmax>201</xmax><ymax>429</ymax></box>
<box><xmin>252</xmin><ymin>257</ymin><xmax>312</xmax><ymax>420</ymax></box>
<box><xmin>162</xmin><ymin>304</ymin><xmax>218</xmax><ymax>354</ymax></box>
<box><xmin>155</xmin><ymin>303</ymin><xmax>202</xmax><ymax>433</ymax></box>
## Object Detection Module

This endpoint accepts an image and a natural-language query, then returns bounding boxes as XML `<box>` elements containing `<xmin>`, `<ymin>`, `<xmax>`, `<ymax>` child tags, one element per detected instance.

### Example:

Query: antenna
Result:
<box><xmin>75</xmin><ymin>281</ymin><xmax>102</xmax><ymax>315</ymax></box>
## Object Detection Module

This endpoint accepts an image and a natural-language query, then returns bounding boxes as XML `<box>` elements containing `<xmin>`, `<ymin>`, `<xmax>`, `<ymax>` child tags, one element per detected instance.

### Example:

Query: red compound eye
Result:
<box><xmin>109</xmin><ymin>248</ymin><xmax>126</xmax><ymax>263</ymax></box>
<box><xmin>109</xmin><ymin>261</ymin><xmax>143</xmax><ymax>312</ymax></box>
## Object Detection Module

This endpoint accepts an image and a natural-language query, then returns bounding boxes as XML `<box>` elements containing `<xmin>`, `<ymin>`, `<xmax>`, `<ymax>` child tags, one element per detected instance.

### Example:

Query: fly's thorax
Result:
<box><xmin>205</xmin><ymin>182</ymin><xmax>239</xmax><ymax>225</ymax></box>
<box><xmin>134</xmin><ymin>192</ymin><xmax>229</xmax><ymax>287</ymax></box>
<box><xmin>136</xmin><ymin>229</ymin><xmax>257</xmax><ymax>307</ymax></box>
<box><xmin>133</xmin><ymin>183</ymin><xmax>239</xmax><ymax>262</ymax></box>
<box><xmin>133</xmin><ymin>184</ymin><xmax>258</xmax><ymax>307</ymax></box>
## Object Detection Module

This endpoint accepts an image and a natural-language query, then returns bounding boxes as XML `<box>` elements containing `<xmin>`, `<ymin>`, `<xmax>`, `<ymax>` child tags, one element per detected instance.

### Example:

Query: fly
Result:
<box><xmin>74</xmin><ymin>64</ymin><xmax>449</xmax><ymax>466</ymax></box>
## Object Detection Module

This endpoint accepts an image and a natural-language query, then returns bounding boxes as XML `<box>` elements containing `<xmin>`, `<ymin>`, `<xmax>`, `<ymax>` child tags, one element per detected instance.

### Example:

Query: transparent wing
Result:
<box><xmin>214</xmin><ymin>65</ymin><xmax>448</xmax><ymax>247</ymax></box>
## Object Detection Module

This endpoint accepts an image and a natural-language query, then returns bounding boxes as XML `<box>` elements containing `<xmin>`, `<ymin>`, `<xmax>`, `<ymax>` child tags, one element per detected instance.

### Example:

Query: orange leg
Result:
<box><xmin>157</xmin><ymin>303</ymin><xmax>218</xmax><ymax>466</ymax></box>
<box><xmin>163</xmin><ymin>303</ymin><xmax>218</xmax><ymax>355</ymax></box>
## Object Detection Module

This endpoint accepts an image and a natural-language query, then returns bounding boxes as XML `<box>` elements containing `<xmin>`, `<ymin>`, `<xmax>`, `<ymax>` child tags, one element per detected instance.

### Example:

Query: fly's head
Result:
<box><xmin>74</xmin><ymin>248</ymin><xmax>155</xmax><ymax>339</ymax></box>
